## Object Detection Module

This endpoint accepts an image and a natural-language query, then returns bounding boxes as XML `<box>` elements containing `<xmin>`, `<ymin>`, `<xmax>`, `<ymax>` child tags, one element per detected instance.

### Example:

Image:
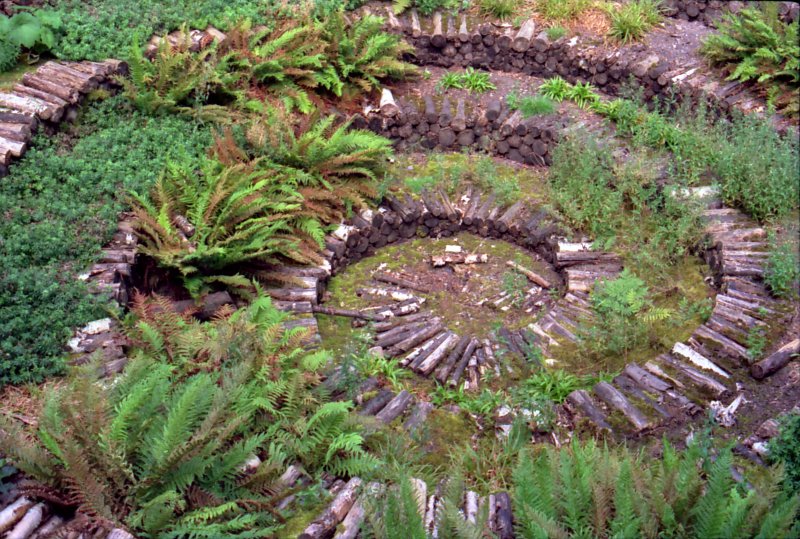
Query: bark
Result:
<box><xmin>0</xmin><ymin>498</ymin><xmax>33</xmax><ymax>534</ymax></box>
<box><xmin>672</xmin><ymin>342</ymin><xmax>730</xmax><ymax>379</ymax></box>
<box><xmin>614</xmin><ymin>374</ymin><xmax>671</xmax><ymax>418</ymax></box>
<box><xmin>505</xmin><ymin>260</ymin><xmax>552</xmax><ymax>288</ymax></box>
<box><xmin>623</xmin><ymin>363</ymin><xmax>671</xmax><ymax>392</ymax></box>
<box><xmin>692</xmin><ymin>324</ymin><xmax>748</xmax><ymax>363</ymax></box>
<box><xmin>407</xmin><ymin>330</ymin><xmax>451</xmax><ymax>369</ymax></box>
<box><xmin>299</xmin><ymin>477</ymin><xmax>362</xmax><ymax>539</ymax></box>
<box><xmin>357</xmin><ymin>287</ymin><xmax>416</xmax><ymax>302</ymax></box>
<box><xmin>493</xmin><ymin>492</ymin><xmax>514</xmax><ymax>539</ymax></box>
<box><xmin>359</xmin><ymin>389</ymin><xmax>395</xmax><ymax>415</ymax></box>
<box><xmin>434</xmin><ymin>335</ymin><xmax>472</xmax><ymax>382</ymax></box>
<box><xmin>387</xmin><ymin>321</ymin><xmax>445</xmax><ymax>357</ymax></box>
<box><xmin>265</xmin><ymin>287</ymin><xmax>317</xmax><ymax>304</ymax></box>
<box><xmin>567</xmin><ymin>390</ymin><xmax>611</xmax><ymax>430</ymax></box>
<box><xmin>376</xmin><ymin>390</ymin><xmax>414</xmax><ymax>423</ymax></box>
<box><xmin>594</xmin><ymin>381</ymin><xmax>652</xmax><ymax>431</ymax></box>
<box><xmin>513</xmin><ymin>19</ymin><xmax>537</xmax><ymax>51</ymax></box>
<box><xmin>751</xmin><ymin>339</ymin><xmax>800</xmax><ymax>380</ymax></box>
<box><xmin>312</xmin><ymin>306</ymin><xmax>386</xmax><ymax>321</ymax></box>
<box><xmin>376</xmin><ymin>320</ymin><xmax>433</xmax><ymax>348</ymax></box>
<box><xmin>658</xmin><ymin>354</ymin><xmax>728</xmax><ymax>397</ymax></box>
<box><xmin>431</xmin><ymin>252</ymin><xmax>488</xmax><ymax>267</ymax></box>
<box><xmin>6</xmin><ymin>503</ymin><xmax>45</xmax><ymax>539</ymax></box>
<box><xmin>449</xmin><ymin>338</ymin><xmax>478</xmax><ymax>386</ymax></box>
<box><xmin>374</xmin><ymin>272</ymin><xmax>431</xmax><ymax>293</ymax></box>
<box><xmin>403</xmin><ymin>401</ymin><xmax>434</xmax><ymax>432</ymax></box>
<box><xmin>374</xmin><ymin>312</ymin><xmax>431</xmax><ymax>332</ymax></box>
<box><xmin>380</xmin><ymin>88</ymin><xmax>400</xmax><ymax>117</ymax></box>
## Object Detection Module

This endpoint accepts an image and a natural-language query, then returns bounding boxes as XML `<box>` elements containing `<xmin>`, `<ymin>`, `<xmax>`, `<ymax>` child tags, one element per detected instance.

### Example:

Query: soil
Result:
<box><xmin>320</xmin><ymin>232</ymin><xmax>562</xmax><ymax>345</ymax></box>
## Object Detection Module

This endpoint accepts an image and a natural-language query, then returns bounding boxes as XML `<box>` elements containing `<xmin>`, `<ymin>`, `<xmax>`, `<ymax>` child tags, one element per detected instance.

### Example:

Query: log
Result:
<box><xmin>658</xmin><ymin>354</ymin><xmax>728</xmax><ymax>397</ymax></box>
<box><xmin>13</xmin><ymin>84</ymin><xmax>68</xmax><ymax>110</ymax></box>
<box><xmin>594</xmin><ymin>381</ymin><xmax>652</xmax><ymax>431</ymax></box>
<box><xmin>452</xmin><ymin>98</ymin><xmax>466</xmax><ymax>131</ymax></box>
<box><xmin>6</xmin><ymin>504</ymin><xmax>45</xmax><ymax>539</ymax></box>
<box><xmin>623</xmin><ymin>363</ymin><xmax>670</xmax><ymax>392</ymax></box>
<box><xmin>404</xmin><ymin>401</ymin><xmax>434</xmax><ymax>432</ymax></box>
<box><xmin>692</xmin><ymin>324</ymin><xmax>749</xmax><ymax>363</ymax></box>
<box><xmin>375</xmin><ymin>301</ymin><xmax>422</xmax><ymax>318</ymax></box>
<box><xmin>614</xmin><ymin>374</ymin><xmax>671</xmax><ymax>418</ymax></box>
<box><xmin>21</xmin><ymin>73</ymin><xmax>80</xmax><ymax>103</ymax></box>
<box><xmin>30</xmin><ymin>516</ymin><xmax>65</xmax><ymax>539</ymax></box>
<box><xmin>312</xmin><ymin>306</ymin><xmax>386</xmax><ymax>321</ymax></box>
<box><xmin>376</xmin><ymin>390</ymin><xmax>415</xmax><ymax>423</ymax></box>
<box><xmin>555</xmin><ymin>250</ymin><xmax>622</xmax><ymax>267</ymax></box>
<box><xmin>493</xmin><ymin>492</ymin><xmax>514</xmax><ymax>539</ymax></box>
<box><xmin>407</xmin><ymin>330</ymin><xmax>451</xmax><ymax>369</ymax></box>
<box><xmin>333</xmin><ymin>482</ymin><xmax>382</xmax><ymax>539</ymax></box>
<box><xmin>422</xmin><ymin>189</ymin><xmax>444</xmax><ymax>217</ymax></box>
<box><xmin>376</xmin><ymin>320</ymin><xmax>433</xmax><ymax>348</ymax></box>
<box><xmin>439</xmin><ymin>96</ymin><xmax>452</xmax><ymax>127</ymax></box>
<box><xmin>171</xmin><ymin>291</ymin><xmax>235</xmax><ymax>319</ymax></box>
<box><xmin>410</xmin><ymin>8</ymin><xmax>422</xmax><ymax>37</ymax></box>
<box><xmin>567</xmin><ymin>390</ymin><xmax>611</xmax><ymax>430</ymax></box>
<box><xmin>473</xmin><ymin>193</ymin><xmax>497</xmax><ymax>228</ymax></box>
<box><xmin>465</xmin><ymin>491</ymin><xmax>479</xmax><ymax>523</ymax></box>
<box><xmin>505</xmin><ymin>260</ymin><xmax>552</xmax><ymax>288</ymax></box>
<box><xmin>380</xmin><ymin>88</ymin><xmax>399</xmax><ymax>117</ymax></box>
<box><xmin>299</xmin><ymin>477</ymin><xmax>362</xmax><ymax>539</ymax></box>
<box><xmin>500</xmin><ymin>110</ymin><xmax>523</xmax><ymax>137</ymax></box>
<box><xmin>437</xmin><ymin>189</ymin><xmax>459</xmax><ymax>222</ymax></box>
<box><xmin>512</xmin><ymin>19</ymin><xmax>536</xmax><ymax>52</ymax></box>
<box><xmin>0</xmin><ymin>135</ymin><xmax>26</xmax><ymax>157</ymax></box>
<box><xmin>497</xmin><ymin>26</ymin><xmax>515</xmax><ymax>49</ymax></box>
<box><xmin>386</xmin><ymin>321</ymin><xmax>445</xmax><ymax>356</ymax></box>
<box><xmin>374</xmin><ymin>271</ymin><xmax>431</xmax><ymax>293</ymax></box>
<box><xmin>265</xmin><ymin>287</ymin><xmax>317</xmax><ymax>304</ymax></box>
<box><xmin>431</xmin><ymin>12</ymin><xmax>446</xmax><ymax>48</ymax></box>
<box><xmin>431</xmin><ymin>252</ymin><xmax>488</xmax><ymax>266</ymax></box>
<box><xmin>458</xmin><ymin>14</ymin><xmax>469</xmax><ymax>42</ymax></box>
<box><xmin>417</xmin><ymin>332</ymin><xmax>460</xmax><ymax>375</ymax></box>
<box><xmin>486</xmin><ymin>98</ymin><xmax>502</xmax><ymax>122</ymax></box>
<box><xmin>385</xmin><ymin>194</ymin><xmax>418</xmax><ymax>223</ymax></box>
<box><xmin>434</xmin><ymin>334</ymin><xmax>472</xmax><ymax>382</ymax></box>
<box><xmin>751</xmin><ymin>339</ymin><xmax>800</xmax><ymax>379</ymax></box>
<box><xmin>449</xmin><ymin>338</ymin><xmax>478</xmax><ymax>386</ymax></box>
<box><xmin>462</xmin><ymin>192</ymin><xmax>482</xmax><ymax>225</ymax></box>
<box><xmin>0</xmin><ymin>498</ymin><xmax>33</xmax><ymax>534</ymax></box>
<box><xmin>357</xmin><ymin>286</ymin><xmax>416</xmax><ymax>302</ymax></box>
<box><xmin>374</xmin><ymin>312</ymin><xmax>431</xmax><ymax>332</ymax></box>
<box><xmin>359</xmin><ymin>389</ymin><xmax>395</xmax><ymax>415</ymax></box>
<box><xmin>672</xmin><ymin>342</ymin><xmax>730</xmax><ymax>378</ymax></box>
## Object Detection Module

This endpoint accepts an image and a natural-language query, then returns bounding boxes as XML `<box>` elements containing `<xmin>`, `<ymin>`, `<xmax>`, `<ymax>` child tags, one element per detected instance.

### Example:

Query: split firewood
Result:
<box><xmin>431</xmin><ymin>252</ymin><xmax>488</xmax><ymax>267</ymax></box>
<box><xmin>505</xmin><ymin>260</ymin><xmax>552</xmax><ymax>288</ymax></box>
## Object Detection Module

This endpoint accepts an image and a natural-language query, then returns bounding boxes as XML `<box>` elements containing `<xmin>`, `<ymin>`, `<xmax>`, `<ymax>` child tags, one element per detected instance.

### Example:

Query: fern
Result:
<box><xmin>0</xmin><ymin>290</ymin><xmax>373</xmax><ymax>537</ymax></box>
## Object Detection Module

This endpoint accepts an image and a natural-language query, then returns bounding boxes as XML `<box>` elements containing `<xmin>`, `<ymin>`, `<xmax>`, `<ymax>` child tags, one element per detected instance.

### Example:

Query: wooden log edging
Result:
<box><xmin>0</xmin><ymin>59</ymin><xmax>125</xmax><ymax>175</ymax></box>
<box><xmin>356</xmin><ymin>6</ymin><xmax>795</xmax><ymax>132</ymax></box>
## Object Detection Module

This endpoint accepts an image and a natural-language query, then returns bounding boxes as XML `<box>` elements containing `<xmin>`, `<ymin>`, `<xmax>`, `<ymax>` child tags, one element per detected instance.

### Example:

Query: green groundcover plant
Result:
<box><xmin>0</xmin><ymin>97</ymin><xmax>212</xmax><ymax>386</ymax></box>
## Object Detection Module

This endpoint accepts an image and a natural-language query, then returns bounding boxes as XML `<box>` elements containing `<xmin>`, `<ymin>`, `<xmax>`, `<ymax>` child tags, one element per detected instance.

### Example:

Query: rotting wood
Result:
<box><xmin>449</xmin><ymin>338</ymin><xmax>478</xmax><ymax>387</ymax></box>
<box><xmin>505</xmin><ymin>260</ymin><xmax>552</xmax><ymax>288</ymax></box>
<box><xmin>751</xmin><ymin>339</ymin><xmax>800</xmax><ymax>380</ymax></box>
<box><xmin>431</xmin><ymin>252</ymin><xmax>488</xmax><ymax>267</ymax></box>
<box><xmin>374</xmin><ymin>271</ymin><xmax>431</xmax><ymax>293</ymax></box>
<box><xmin>594</xmin><ymin>381</ymin><xmax>652</xmax><ymax>431</ymax></box>
<box><xmin>375</xmin><ymin>390</ymin><xmax>414</xmax><ymax>423</ymax></box>
<box><xmin>434</xmin><ymin>334</ymin><xmax>471</xmax><ymax>383</ymax></box>
<box><xmin>299</xmin><ymin>477</ymin><xmax>362</xmax><ymax>539</ymax></box>
<box><xmin>567</xmin><ymin>390</ymin><xmax>611</xmax><ymax>431</ymax></box>
<box><xmin>312</xmin><ymin>306</ymin><xmax>386</xmax><ymax>321</ymax></box>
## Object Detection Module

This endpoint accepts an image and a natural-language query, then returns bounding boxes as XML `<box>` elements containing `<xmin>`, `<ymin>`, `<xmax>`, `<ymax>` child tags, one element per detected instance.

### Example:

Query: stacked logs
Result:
<box><xmin>355</xmin><ymin>90</ymin><xmax>561</xmax><ymax>166</ymax></box>
<box><xmin>361</xmin><ymin>5</ymin><xmax>793</xmax><ymax>128</ymax></box>
<box><xmin>0</xmin><ymin>59</ymin><xmax>125</xmax><ymax>174</ymax></box>
<box><xmin>661</xmin><ymin>0</ymin><xmax>798</xmax><ymax>26</ymax></box>
<box><xmin>319</xmin><ymin>191</ymin><xmax>560</xmax><ymax>273</ymax></box>
<box><xmin>0</xmin><ymin>497</ymin><xmax>134</xmax><ymax>539</ymax></box>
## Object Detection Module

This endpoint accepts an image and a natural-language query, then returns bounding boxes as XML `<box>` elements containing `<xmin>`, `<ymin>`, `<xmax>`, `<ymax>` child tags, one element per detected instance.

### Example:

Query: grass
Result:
<box><xmin>546</xmin><ymin>25</ymin><xmax>567</xmax><ymax>40</ymax></box>
<box><xmin>437</xmin><ymin>67</ymin><xmax>496</xmax><ymax>93</ymax></box>
<box><xmin>606</xmin><ymin>0</ymin><xmax>663</xmax><ymax>43</ymax></box>
<box><xmin>535</xmin><ymin>0</ymin><xmax>592</xmax><ymax>22</ymax></box>
<box><xmin>478</xmin><ymin>0</ymin><xmax>516</xmax><ymax>19</ymax></box>
<box><xmin>507</xmin><ymin>91</ymin><xmax>557</xmax><ymax>117</ymax></box>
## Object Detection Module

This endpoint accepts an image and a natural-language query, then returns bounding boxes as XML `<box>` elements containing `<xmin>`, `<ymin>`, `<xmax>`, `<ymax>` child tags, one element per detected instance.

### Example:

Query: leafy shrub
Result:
<box><xmin>701</xmin><ymin>7</ymin><xmax>799</xmax><ymax>115</ymax></box>
<box><xmin>538</xmin><ymin>76</ymin><xmax>571</xmax><ymax>101</ymax></box>
<box><xmin>0</xmin><ymin>9</ymin><xmax>62</xmax><ymax>72</ymax></box>
<box><xmin>606</xmin><ymin>0</ymin><xmax>663</xmax><ymax>43</ymax></box>
<box><xmin>513</xmin><ymin>438</ymin><xmax>800</xmax><ymax>538</ymax></box>
<box><xmin>536</xmin><ymin>0</ymin><xmax>591</xmax><ymax>21</ymax></box>
<box><xmin>438</xmin><ymin>67</ymin><xmax>496</xmax><ymax>93</ymax></box>
<box><xmin>0</xmin><ymin>97</ymin><xmax>211</xmax><ymax>386</ymax></box>
<box><xmin>507</xmin><ymin>92</ymin><xmax>556</xmax><ymax>117</ymax></box>
<box><xmin>47</xmin><ymin>0</ymin><xmax>274</xmax><ymax>61</ymax></box>
<box><xmin>764</xmin><ymin>238</ymin><xmax>800</xmax><ymax>298</ymax></box>
<box><xmin>478</xmin><ymin>0</ymin><xmax>516</xmax><ymax>20</ymax></box>
<box><xmin>712</xmin><ymin>113</ymin><xmax>799</xmax><ymax>221</ymax></box>
<box><xmin>770</xmin><ymin>412</ymin><xmax>800</xmax><ymax>494</ymax></box>
<box><xmin>546</xmin><ymin>25</ymin><xmax>567</xmax><ymax>40</ymax></box>
<box><xmin>0</xmin><ymin>292</ymin><xmax>377</xmax><ymax>536</ymax></box>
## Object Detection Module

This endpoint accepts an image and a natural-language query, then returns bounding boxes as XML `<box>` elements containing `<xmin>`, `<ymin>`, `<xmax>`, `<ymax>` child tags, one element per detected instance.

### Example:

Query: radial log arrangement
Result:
<box><xmin>563</xmin><ymin>207</ymin><xmax>793</xmax><ymax>437</ymax></box>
